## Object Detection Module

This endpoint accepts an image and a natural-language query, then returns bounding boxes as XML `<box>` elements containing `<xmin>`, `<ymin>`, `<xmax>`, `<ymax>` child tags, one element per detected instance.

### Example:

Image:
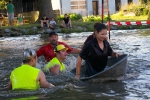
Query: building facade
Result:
<box><xmin>4</xmin><ymin>0</ymin><xmax>139</xmax><ymax>17</ymax></box>
<box><xmin>51</xmin><ymin>0</ymin><xmax>139</xmax><ymax>16</ymax></box>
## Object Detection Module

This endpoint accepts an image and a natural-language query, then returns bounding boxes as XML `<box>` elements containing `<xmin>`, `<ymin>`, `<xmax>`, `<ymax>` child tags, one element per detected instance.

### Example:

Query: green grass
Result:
<box><xmin>111</xmin><ymin>15</ymin><xmax>148</xmax><ymax>21</ymax></box>
<box><xmin>0</xmin><ymin>14</ymin><xmax>148</xmax><ymax>29</ymax></box>
<box><xmin>0</xmin><ymin>15</ymin><xmax>149</xmax><ymax>34</ymax></box>
<box><xmin>0</xmin><ymin>23</ymin><xmax>40</xmax><ymax>29</ymax></box>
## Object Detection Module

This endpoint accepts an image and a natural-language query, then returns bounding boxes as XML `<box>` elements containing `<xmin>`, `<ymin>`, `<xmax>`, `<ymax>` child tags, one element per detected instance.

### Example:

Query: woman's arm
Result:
<box><xmin>75</xmin><ymin>56</ymin><xmax>82</xmax><ymax>79</ymax></box>
<box><xmin>111</xmin><ymin>52</ymin><xmax>119</xmax><ymax>58</ymax></box>
<box><xmin>71</xmin><ymin>48</ymin><xmax>81</xmax><ymax>54</ymax></box>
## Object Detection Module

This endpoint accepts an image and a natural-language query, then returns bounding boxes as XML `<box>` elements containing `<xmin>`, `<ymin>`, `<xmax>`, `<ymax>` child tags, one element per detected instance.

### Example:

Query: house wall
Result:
<box><xmin>121</xmin><ymin>0</ymin><xmax>139</xmax><ymax>6</ymax></box>
<box><xmin>70</xmin><ymin>9</ymin><xmax>87</xmax><ymax>16</ymax></box>
<box><xmin>51</xmin><ymin>0</ymin><xmax>61</xmax><ymax>10</ymax></box>
<box><xmin>133</xmin><ymin>0</ymin><xmax>139</xmax><ymax>4</ymax></box>
<box><xmin>70</xmin><ymin>0</ymin><xmax>87</xmax><ymax>16</ymax></box>
<box><xmin>98</xmin><ymin>0</ymin><xmax>102</xmax><ymax>15</ymax></box>
<box><xmin>51</xmin><ymin>0</ymin><xmax>139</xmax><ymax>16</ymax></box>
<box><xmin>108</xmin><ymin>0</ymin><xmax>116</xmax><ymax>14</ymax></box>
<box><xmin>86</xmin><ymin>0</ymin><xmax>93</xmax><ymax>15</ymax></box>
<box><xmin>61</xmin><ymin>0</ymin><xmax>71</xmax><ymax>14</ymax></box>
<box><xmin>87</xmin><ymin>0</ymin><xmax>116</xmax><ymax>15</ymax></box>
<box><xmin>98</xmin><ymin>0</ymin><xmax>116</xmax><ymax>15</ymax></box>
<box><xmin>121</xmin><ymin>0</ymin><xmax>127</xmax><ymax>6</ymax></box>
<box><xmin>51</xmin><ymin>0</ymin><xmax>71</xmax><ymax>15</ymax></box>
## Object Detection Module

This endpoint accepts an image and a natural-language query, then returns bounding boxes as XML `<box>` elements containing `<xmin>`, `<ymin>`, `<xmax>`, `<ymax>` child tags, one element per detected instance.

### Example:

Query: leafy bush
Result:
<box><xmin>57</xmin><ymin>13</ymin><xmax>82</xmax><ymax>21</ymax></box>
<box><xmin>69</xmin><ymin>13</ymin><xmax>82</xmax><ymax>21</ymax></box>
<box><xmin>120</xmin><ymin>2</ymin><xmax>149</xmax><ymax>16</ymax></box>
<box><xmin>132</xmin><ymin>7</ymin><xmax>149</xmax><ymax>16</ymax></box>
<box><xmin>105</xmin><ymin>16</ymin><xmax>112</xmax><ymax>21</ymax></box>
<box><xmin>134</xmin><ymin>7</ymin><xmax>143</xmax><ymax>16</ymax></box>
<box><xmin>0</xmin><ymin>0</ymin><xmax>7</xmax><ymax>9</ymax></box>
<box><xmin>143</xmin><ymin>8</ymin><xmax>149</xmax><ymax>15</ymax></box>
<box><xmin>82</xmin><ymin>15</ymin><xmax>111</xmax><ymax>22</ymax></box>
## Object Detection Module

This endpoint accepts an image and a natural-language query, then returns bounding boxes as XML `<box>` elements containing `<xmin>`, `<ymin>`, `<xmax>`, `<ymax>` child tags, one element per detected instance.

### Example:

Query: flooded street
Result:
<box><xmin>0</xmin><ymin>29</ymin><xmax>150</xmax><ymax>99</ymax></box>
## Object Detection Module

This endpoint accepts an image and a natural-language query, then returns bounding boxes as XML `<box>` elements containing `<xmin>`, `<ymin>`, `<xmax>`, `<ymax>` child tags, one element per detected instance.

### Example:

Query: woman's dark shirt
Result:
<box><xmin>80</xmin><ymin>38</ymin><xmax>113</xmax><ymax>76</ymax></box>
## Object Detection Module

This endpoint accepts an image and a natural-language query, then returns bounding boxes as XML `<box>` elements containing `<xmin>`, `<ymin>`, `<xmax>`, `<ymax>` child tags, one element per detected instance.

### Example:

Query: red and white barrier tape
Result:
<box><xmin>107</xmin><ymin>21</ymin><xmax>150</xmax><ymax>26</ymax></box>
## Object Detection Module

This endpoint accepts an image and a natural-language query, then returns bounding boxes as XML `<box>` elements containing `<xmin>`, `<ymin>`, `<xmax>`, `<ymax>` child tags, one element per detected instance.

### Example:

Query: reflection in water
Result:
<box><xmin>0</xmin><ymin>29</ymin><xmax>150</xmax><ymax>99</ymax></box>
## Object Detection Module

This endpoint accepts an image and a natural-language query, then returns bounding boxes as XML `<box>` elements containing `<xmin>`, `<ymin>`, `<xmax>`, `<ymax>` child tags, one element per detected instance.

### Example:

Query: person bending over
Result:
<box><xmin>43</xmin><ymin>44</ymin><xmax>68</xmax><ymax>74</ymax></box>
<box><xmin>75</xmin><ymin>23</ymin><xmax>119</xmax><ymax>79</ymax></box>
<box><xmin>8</xmin><ymin>48</ymin><xmax>54</xmax><ymax>90</ymax></box>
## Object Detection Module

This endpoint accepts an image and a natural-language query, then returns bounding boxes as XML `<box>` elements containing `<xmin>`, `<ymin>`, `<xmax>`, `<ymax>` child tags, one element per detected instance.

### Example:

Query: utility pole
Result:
<box><xmin>102</xmin><ymin>0</ymin><xmax>110</xmax><ymax>39</ymax></box>
<box><xmin>102</xmin><ymin>0</ymin><xmax>104</xmax><ymax>23</ymax></box>
<box><xmin>107</xmin><ymin>0</ymin><xmax>111</xmax><ymax>39</ymax></box>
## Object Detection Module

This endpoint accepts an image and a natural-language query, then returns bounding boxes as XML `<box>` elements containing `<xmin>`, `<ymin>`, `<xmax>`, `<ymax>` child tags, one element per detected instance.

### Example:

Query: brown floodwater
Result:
<box><xmin>0</xmin><ymin>29</ymin><xmax>150</xmax><ymax>99</ymax></box>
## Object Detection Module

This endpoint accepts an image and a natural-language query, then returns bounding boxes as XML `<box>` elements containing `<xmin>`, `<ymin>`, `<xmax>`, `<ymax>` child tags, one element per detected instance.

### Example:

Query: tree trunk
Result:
<box><xmin>38</xmin><ymin>0</ymin><xmax>54</xmax><ymax>22</ymax></box>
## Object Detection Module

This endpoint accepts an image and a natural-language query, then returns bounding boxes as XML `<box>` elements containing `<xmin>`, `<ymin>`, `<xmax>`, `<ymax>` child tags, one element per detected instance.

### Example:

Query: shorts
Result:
<box><xmin>8</xmin><ymin>13</ymin><xmax>14</xmax><ymax>20</ymax></box>
<box><xmin>43</xmin><ymin>23</ymin><xmax>48</xmax><ymax>29</ymax></box>
<box><xmin>65</xmin><ymin>23</ymin><xmax>69</xmax><ymax>27</ymax></box>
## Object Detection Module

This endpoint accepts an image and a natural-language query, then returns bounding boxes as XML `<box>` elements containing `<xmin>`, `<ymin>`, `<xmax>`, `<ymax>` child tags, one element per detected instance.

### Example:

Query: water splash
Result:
<box><xmin>1</xmin><ymin>29</ymin><xmax>150</xmax><ymax>99</ymax></box>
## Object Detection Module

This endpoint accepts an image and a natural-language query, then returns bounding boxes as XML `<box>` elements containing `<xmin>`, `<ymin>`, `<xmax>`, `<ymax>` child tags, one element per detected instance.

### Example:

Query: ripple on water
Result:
<box><xmin>0</xmin><ymin>29</ymin><xmax>150</xmax><ymax>99</ymax></box>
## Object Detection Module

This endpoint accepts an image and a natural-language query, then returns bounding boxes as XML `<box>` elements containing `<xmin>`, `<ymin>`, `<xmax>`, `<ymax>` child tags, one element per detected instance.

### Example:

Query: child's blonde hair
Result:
<box><xmin>18</xmin><ymin>14</ymin><xmax>22</xmax><ymax>17</ymax></box>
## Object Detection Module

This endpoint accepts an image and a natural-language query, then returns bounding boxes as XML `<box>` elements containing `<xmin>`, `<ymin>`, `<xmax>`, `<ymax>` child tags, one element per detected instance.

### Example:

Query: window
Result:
<box><xmin>78</xmin><ymin>6</ymin><xmax>86</xmax><ymax>9</ymax></box>
<box><xmin>78</xmin><ymin>1</ymin><xmax>86</xmax><ymax>4</ymax></box>
<box><xmin>71</xmin><ymin>1</ymin><xmax>78</xmax><ymax>5</ymax></box>
<box><xmin>71</xmin><ymin>1</ymin><xmax>86</xmax><ymax>9</ymax></box>
<box><xmin>71</xmin><ymin>6</ymin><xmax>78</xmax><ymax>9</ymax></box>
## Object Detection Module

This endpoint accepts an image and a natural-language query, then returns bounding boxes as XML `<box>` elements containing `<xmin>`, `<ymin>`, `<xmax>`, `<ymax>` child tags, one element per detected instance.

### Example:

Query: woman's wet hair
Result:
<box><xmin>94</xmin><ymin>23</ymin><xmax>107</xmax><ymax>33</ymax></box>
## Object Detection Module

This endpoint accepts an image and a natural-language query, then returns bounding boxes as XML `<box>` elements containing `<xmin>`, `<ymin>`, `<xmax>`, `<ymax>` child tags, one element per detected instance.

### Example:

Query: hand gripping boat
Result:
<box><xmin>71</xmin><ymin>54</ymin><xmax>128</xmax><ymax>81</ymax></box>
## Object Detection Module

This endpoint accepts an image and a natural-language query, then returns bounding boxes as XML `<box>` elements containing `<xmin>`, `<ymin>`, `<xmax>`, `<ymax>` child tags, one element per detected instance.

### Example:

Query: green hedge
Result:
<box><xmin>57</xmin><ymin>13</ymin><xmax>82</xmax><ymax>21</ymax></box>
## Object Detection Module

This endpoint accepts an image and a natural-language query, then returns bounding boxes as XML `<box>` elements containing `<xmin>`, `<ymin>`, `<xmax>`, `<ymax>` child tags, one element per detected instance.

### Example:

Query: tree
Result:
<box><xmin>38</xmin><ymin>0</ymin><xmax>54</xmax><ymax>21</ymax></box>
<box><xmin>0</xmin><ymin>0</ymin><xmax>7</xmax><ymax>10</ymax></box>
<box><xmin>139</xmin><ymin>0</ymin><xmax>150</xmax><ymax>4</ymax></box>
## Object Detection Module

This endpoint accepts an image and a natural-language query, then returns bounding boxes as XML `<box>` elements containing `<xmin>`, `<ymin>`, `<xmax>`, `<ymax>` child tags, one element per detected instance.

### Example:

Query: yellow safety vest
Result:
<box><xmin>10</xmin><ymin>64</ymin><xmax>40</xmax><ymax>90</ymax></box>
<box><xmin>43</xmin><ymin>57</ymin><xmax>66</xmax><ymax>72</ymax></box>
